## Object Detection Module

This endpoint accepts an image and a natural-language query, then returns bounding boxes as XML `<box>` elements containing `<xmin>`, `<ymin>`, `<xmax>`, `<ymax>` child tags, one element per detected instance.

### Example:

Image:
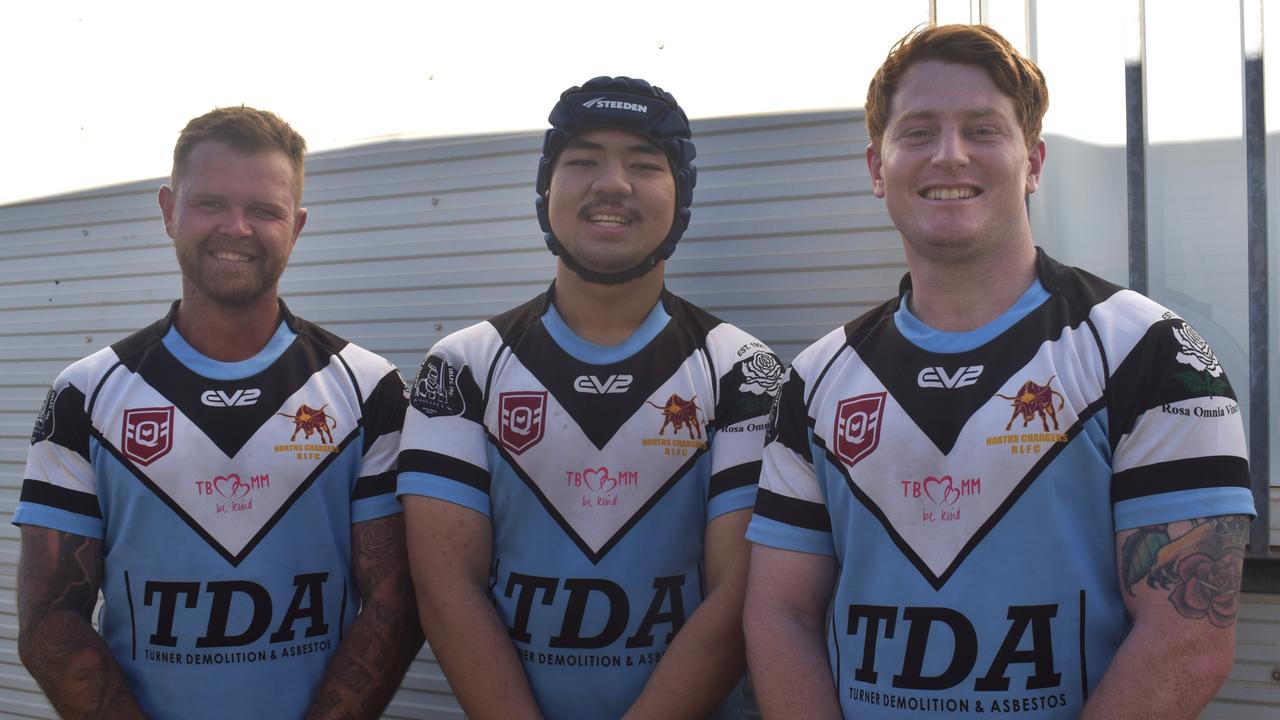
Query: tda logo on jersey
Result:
<box><xmin>499</xmin><ymin>391</ymin><xmax>547</xmax><ymax>455</ymax></box>
<box><xmin>997</xmin><ymin>376</ymin><xmax>1064</xmax><ymax>432</ymax></box>
<box><xmin>122</xmin><ymin>406</ymin><xmax>175</xmax><ymax>466</ymax></box>
<box><xmin>278</xmin><ymin>404</ymin><xmax>337</xmax><ymax>444</ymax></box>
<box><xmin>413</xmin><ymin>352</ymin><xmax>465</xmax><ymax>416</ymax></box>
<box><xmin>833</xmin><ymin>392</ymin><xmax>885</xmax><ymax>468</ymax></box>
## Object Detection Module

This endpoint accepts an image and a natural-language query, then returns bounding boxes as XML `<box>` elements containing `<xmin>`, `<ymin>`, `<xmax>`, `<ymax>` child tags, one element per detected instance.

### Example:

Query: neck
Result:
<box><xmin>553</xmin><ymin>261</ymin><xmax>665</xmax><ymax>346</ymax></box>
<box><xmin>904</xmin><ymin>239</ymin><xmax>1038</xmax><ymax>332</ymax></box>
<box><xmin>173</xmin><ymin>288</ymin><xmax>283</xmax><ymax>362</ymax></box>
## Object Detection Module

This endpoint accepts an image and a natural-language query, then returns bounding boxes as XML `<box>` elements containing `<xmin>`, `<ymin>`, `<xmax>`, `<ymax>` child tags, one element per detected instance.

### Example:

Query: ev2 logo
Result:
<box><xmin>573</xmin><ymin>374</ymin><xmax>633</xmax><ymax>394</ymax></box>
<box><xmin>201</xmin><ymin>389</ymin><xmax>262</xmax><ymax>407</ymax></box>
<box><xmin>917</xmin><ymin>366</ymin><xmax>984</xmax><ymax>389</ymax></box>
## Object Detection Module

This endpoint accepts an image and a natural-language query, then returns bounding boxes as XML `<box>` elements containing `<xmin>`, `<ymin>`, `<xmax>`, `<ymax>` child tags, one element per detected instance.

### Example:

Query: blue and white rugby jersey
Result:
<box><xmin>747</xmin><ymin>250</ymin><xmax>1254</xmax><ymax>719</ymax></box>
<box><xmin>398</xmin><ymin>286</ymin><xmax>781</xmax><ymax>720</ymax></box>
<box><xmin>16</xmin><ymin>301</ymin><xmax>406</xmax><ymax>720</ymax></box>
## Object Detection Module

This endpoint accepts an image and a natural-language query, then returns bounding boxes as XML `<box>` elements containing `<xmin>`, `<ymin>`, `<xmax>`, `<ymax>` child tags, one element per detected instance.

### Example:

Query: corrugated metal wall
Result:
<box><xmin>0</xmin><ymin>110</ymin><xmax>1275</xmax><ymax>717</ymax></box>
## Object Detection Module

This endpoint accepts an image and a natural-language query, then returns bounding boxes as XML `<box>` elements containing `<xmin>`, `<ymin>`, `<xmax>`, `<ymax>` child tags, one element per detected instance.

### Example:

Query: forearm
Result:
<box><xmin>622</xmin><ymin>582</ymin><xmax>747</xmax><ymax>720</ymax></box>
<box><xmin>303</xmin><ymin>596</ymin><xmax>424</xmax><ymax>719</ymax></box>
<box><xmin>420</xmin><ymin>587</ymin><xmax>543</xmax><ymax>720</ymax></box>
<box><xmin>17</xmin><ymin>526</ymin><xmax>148</xmax><ymax>719</ymax></box>
<box><xmin>19</xmin><ymin>610</ymin><xmax>149</xmax><ymax>720</ymax></box>
<box><xmin>1079</xmin><ymin>622</ymin><xmax>1234</xmax><ymax>720</ymax></box>
<box><xmin>745</xmin><ymin>608</ymin><xmax>841</xmax><ymax>720</ymax></box>
<box><xmin>305</xmin><ymin>513</ymin><xmax>424</xmax><ymax>719</ymax></box>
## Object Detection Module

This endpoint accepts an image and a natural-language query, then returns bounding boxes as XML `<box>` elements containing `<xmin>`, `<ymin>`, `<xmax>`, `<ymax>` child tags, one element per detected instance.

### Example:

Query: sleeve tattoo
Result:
<box><xmin>304</xmin><ymin>514</ymin><xmax>422</xmax><ymax>720</ymax></box>
<box><xmin>18</xmin><ymin>528</ymin><xmax>146</xmax><ymax>719</ymax></box>
<box><xmin>1120</xmin><ymin>515</ymin><xmax>1249</xmax><ymax>627</ymax></box>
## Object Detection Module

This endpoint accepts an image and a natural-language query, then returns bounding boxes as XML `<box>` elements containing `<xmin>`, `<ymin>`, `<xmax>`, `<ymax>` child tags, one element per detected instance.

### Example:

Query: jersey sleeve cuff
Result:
<box><xmin>351</xmin><ymin>493</ymin><xmax>403</xmax><ymax>524</ymax></box>
<box><xmin>708</xmin><ymin>484</ymin><xmax>755</xmax><ymax>522</ymax></box>
<box><xmin>746</xmin><ymin>515</ymin><xmax>836</xmax><ymax>557</ymax></box>
<box><xmin>12</xmin><ymin>502</ymin><xmax>104</xmax><ymax>539</ymax></box>
<box><xmin>397</xmin><ymin>471</ymin><xmax>491</xmax><ymax>518</ymax></box>
<box><xmin>1114</xmin><ymin>486</ymin><xmax>1257</xmax><ymax>531</ymax></box>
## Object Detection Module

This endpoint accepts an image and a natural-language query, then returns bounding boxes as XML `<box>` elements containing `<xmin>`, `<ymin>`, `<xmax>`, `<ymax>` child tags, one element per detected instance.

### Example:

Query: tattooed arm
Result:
<box><xmin>1081</xmin><ymin>514</ymin><xmax>1248</xmax><ymax>720</ymax></box>
<box><xmin>17</xmin><ymin>525</ymin><xmax>149</xmax><ymax>719</ymax></box>
<box><xmin>304</xmin><ymin>513</ymin><xmax>424</xmax><ymax>720</ymax></box>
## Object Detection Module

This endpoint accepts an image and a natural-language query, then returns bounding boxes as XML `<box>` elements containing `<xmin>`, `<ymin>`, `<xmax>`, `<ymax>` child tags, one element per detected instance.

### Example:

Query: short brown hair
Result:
<box><xmin>865</xmin><ymin>24</ymin><xmax>1048</xmax><ymax>150</ymax></box>
<box><xmin>171</xmin><ymin>106</ymin><xmax>307</xmax><ymax>200</ymax></box>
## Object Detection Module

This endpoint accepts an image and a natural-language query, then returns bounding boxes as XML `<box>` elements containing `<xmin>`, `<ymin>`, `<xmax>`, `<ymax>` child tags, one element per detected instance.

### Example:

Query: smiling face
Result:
<box><xmin>867</xmin><ymin>60</ymin><xmax>1044</xmax><ymax>265</ymax></box>
<box><xmin>546</xmin><ymin>128</ymin><xmax>676</xmax><ymax>277</ymax></box>
<box><xmin>160</xmin><ymin>141</ymin><xmax>306</xmax><ymax>309</ymax></box>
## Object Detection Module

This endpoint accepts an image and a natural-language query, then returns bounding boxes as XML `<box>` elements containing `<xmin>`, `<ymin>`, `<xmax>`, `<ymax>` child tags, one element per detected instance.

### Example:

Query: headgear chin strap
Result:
<box><xmin>536</xmin><ymin>76</ymin><xmax>697</xmax><ymax>285</ymax></box>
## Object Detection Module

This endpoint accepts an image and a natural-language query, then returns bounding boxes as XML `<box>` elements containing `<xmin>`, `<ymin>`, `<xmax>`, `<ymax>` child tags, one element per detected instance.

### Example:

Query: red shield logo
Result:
<box><xmin>833</xmin><ymin>392</ymin><xmax>885</xmax><ymax>468</ymax></box>
<box><xmin>500</xmin><ymin>391</ymin><xmax>547</xmax><ymax>455</ymax></box>
<box><xmin>122</xmin><ymin>406</ymin><xmax>175</xmax><ymax>466</ymax></box>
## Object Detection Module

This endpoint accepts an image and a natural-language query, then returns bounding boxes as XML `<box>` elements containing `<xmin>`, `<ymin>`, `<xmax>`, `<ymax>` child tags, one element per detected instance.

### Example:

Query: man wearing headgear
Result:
<box><xmin>398</xmin><ymin>77</ymin><xmax>780</xmax><ymax>718</ymax></box>
<box><xmin>744</xmin><ymin>24</ymin><xmax>1253</xmax><ymax>719</ymax></box>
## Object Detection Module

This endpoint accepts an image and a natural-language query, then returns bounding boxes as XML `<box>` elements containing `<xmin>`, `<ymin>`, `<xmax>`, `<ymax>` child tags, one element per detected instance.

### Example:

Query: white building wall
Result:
<box><xmin>0</xmin><ymin>109</ymin><xmax>1276</xmax><ymax>718</ymax></box>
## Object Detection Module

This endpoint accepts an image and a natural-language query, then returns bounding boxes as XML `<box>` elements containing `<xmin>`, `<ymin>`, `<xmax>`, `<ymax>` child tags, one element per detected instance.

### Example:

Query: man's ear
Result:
<box><xmin>158</xmin><ymin>185</ymin><xmax>177</xmax><ymax>238</ymax></box>
<box><xmin>291</xmin><ymin>208</ymin><xmax>307</xmax><ymax>249</ymax></box>
<box><xmin>1025</xmin><ymin>139</ymin><xmax>1047</xmax><ymax>195</ymax></box>
<box><xmin>866</xmin><ymin>144</ymin><xmax>886</xmax><ymax>199</ymax></box>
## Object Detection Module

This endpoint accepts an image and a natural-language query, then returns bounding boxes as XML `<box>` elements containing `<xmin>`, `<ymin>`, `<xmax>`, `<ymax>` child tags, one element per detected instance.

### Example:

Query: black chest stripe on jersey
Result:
<box><xmin>853</xmin><ymin>296</ymin><xmax>1091</xmax><ymax>456</ymax></box>
<box><xmin>815</xmin><ymin>396</ymin><xmax>1106</xmax><ymax>590</ymax></box>
<box><xmin>491</xmin><ymin>436</ymin><xmax>709</xmax><ymax>565</ymax></box>
<box><xmin>120</xmin><ymin>341</ymin><xmax>332</xmax><ymax>459</ymax></box>
<box><xmin>90</xmin><ymin>423</ymin><xmax>361</xmax><ymax>567</ymax></box>
<box><xmin>508</xmin><ymin>322</ymin><xmax>700</xmax><ymax>450</ymax></box>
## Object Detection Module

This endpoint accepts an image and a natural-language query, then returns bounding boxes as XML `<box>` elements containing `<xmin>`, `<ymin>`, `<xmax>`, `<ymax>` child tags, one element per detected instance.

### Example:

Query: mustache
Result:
<box><xmin>578</xmin><ymin>198</ymin><xmax>641</xmax><ymax>222</ymax></box>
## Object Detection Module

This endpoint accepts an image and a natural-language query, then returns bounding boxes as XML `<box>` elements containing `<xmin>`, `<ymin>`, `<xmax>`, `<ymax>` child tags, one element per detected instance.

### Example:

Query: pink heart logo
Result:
<box><xmin>924</xmin><ymin>475</ymin><xmax>959</xmax><ymax>506</ymax></box>
<box><xmin>214</xmin><ymin>474</ymin><xmax>250</xmax><ymax>499</ymax></box>
<box><xmin>582</xmin><ymin>467</ymin><xmax>618</xmax><ymax>495</ymax></box>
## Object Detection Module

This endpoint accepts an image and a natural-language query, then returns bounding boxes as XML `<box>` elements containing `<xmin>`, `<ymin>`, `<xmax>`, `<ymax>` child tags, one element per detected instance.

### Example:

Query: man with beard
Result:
<box><xmin>398</xmin><ymin>76</ymin><xmax>782</xmax><ymax>719</ymax></box>
<box><xmin>743</xmin><ymin>24</ymin><xmax>1255</xmax><ymax>720</ymax></box>
<box><xmin>15</xmin><ymin>106</ymin><xmax>422</xmax><ymax>719</ymax></box>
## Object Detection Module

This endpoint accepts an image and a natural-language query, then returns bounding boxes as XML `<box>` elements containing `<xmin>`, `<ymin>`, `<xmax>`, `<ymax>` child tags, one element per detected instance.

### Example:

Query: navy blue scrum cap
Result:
<box><xmin>535</xmin><ymin>76</ymin><xmax>697</xmax><ymax>285</ymax></box>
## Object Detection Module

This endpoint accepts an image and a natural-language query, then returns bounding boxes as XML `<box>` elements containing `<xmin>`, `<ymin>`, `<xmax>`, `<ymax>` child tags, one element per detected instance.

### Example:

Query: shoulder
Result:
<box><xmin>291</xmin><ymin>314</ymin><xmax>402</xmax><ymax>395</ymax></box>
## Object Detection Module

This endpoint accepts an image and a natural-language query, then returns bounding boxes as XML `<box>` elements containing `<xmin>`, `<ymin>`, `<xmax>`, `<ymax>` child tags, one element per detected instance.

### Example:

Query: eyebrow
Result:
<box><xmin>895</xmin><ymin>108</ymin><xmax>1005</xmax><ymax>123</ymax></box>
<box><xmin>564</xmin><ymin>138</ymin><xmax>665</xmax><ymax>155</ymax></box>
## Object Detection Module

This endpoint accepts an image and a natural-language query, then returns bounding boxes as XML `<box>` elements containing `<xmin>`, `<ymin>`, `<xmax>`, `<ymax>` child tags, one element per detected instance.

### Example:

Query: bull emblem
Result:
<box><xmin>278</xmin><ymin>404</ymin><xmax>337</xmax><ymax>443</ymax></box>
<box><xmin>647</xmin><ymin>394</ymin><xmax>703</xmax><ymax>439</ymax></box>
<box><xmin>996</xmin><ymin>376</ymin><xmax>1065</xmax><ymax>432</ymax></box>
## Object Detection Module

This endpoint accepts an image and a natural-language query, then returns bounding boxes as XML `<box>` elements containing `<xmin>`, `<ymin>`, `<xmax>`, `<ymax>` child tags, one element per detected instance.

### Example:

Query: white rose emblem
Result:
<box><xmin>739</xmin><ymin>352</ymin><xmax>783</xmax><ymax>395</ymax></box>
<box><xmin>1173</xmin><ymin>323</ymin><xmax>1222</xmax><ymax>377</ymax></box>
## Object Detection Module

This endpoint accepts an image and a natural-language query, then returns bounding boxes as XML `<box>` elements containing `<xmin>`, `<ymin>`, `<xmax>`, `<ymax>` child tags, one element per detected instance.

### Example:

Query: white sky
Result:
<box><xmin>0</xmin><ymin>0</ymin><xmax>1250</xmax><ymax>207</ymax></box>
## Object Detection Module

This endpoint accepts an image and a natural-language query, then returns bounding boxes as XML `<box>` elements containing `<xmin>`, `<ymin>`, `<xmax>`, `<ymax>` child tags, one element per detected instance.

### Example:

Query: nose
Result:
<box><xmin>932</xmin><ymin>127</ymin><xmax>970</xmax><ymax>169</ymax></box>
<box><xmin>219</xmin><ymin>207</ymin><xmax>253</xmax><ymax>237</ymax></box>
<box><xmin>591</xmin><ymin>158</ymin><xmax>632</xmax><ymax>196</ymax></box>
